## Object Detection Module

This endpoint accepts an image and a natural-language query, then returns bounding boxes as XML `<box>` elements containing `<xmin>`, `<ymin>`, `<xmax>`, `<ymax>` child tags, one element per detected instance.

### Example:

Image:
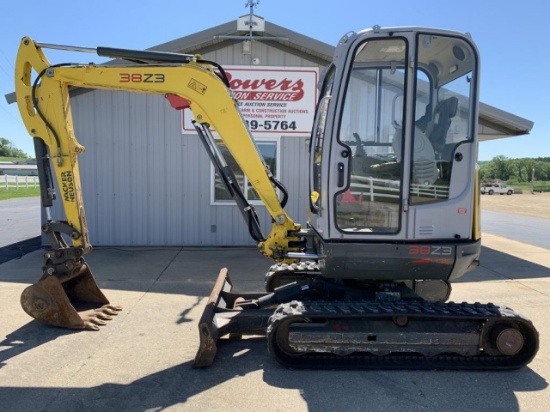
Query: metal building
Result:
<box><xmin>48</xmin><ymin>16</ymin><xmax>533</xmax><ymax>246</ymax></box>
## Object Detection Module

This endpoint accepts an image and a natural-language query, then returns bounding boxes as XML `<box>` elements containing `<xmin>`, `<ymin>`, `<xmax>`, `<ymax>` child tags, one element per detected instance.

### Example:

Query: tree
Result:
<box><xmin>479</xmin><ymin>156</ymin><xmax>550</xmax><ymax>184</ymax></box>
<box><xmin>491</xmin><ymin>155</ymin><xmax>514</xmax><ymax>181</ymax></box>
<box><xmin>0</xmin><ymin>138</ymin><xmax>29</xmax><ymax>158</ymax></box>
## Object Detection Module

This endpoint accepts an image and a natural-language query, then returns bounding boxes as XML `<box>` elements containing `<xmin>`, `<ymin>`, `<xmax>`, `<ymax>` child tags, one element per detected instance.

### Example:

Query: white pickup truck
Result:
<box><xmin>481</xmin><ymin>183</ymin><xmax>514</xmax><ymax>195</ymax></box>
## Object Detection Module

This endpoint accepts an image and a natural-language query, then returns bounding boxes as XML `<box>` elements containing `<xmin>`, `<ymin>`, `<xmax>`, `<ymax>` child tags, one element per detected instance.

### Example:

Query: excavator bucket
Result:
<box><xmin>20</xmin><ymin>262</ymin><xmax>121</xmax><ymax>330</ymax></box>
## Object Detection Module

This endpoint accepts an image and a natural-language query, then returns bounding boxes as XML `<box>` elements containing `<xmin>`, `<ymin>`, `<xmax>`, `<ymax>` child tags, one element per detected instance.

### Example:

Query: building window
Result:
<box><xmin>212</xmin><ymin>138</ymin><xmax>279</xmax><ymax>204</ymax></box>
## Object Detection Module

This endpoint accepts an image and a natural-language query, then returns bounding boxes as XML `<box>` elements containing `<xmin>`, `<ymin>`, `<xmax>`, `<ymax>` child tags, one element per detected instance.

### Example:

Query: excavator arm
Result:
<box><xmin>16</xmin><ymin>37</ymin><xmax>301</xmax><ymax>257</ymax></box>
<box><xmin>14</xmin><ymin>37</ymin><xmax>301</xmax><ymax>331</ymax></box>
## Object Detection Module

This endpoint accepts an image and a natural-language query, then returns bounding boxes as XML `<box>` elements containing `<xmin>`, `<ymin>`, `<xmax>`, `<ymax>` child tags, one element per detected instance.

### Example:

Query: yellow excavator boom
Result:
<box><xmin>14</xmin><ymin>37</ymin><xmax>300</xmax><ymax>331</ymax></box>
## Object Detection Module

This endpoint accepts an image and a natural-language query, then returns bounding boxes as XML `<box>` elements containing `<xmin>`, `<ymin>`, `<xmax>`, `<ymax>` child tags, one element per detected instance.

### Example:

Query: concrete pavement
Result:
<box><xmin>0</xmin><ymin>197</ymin><xmax>41</xmax><ymax>264</ymax></box>
<box><xmin>1</xmin><ymin>237</ymin><xmax>549</xmax><ymax>412</ymax></box>
<box><xmin>0</xmin><ymin>197</ymin><xmax>41</xmax><ymax>248</ymax></box>
<box><xmin>482</xmin><ymin>210</ymin><xmax>550</xmax><ymax>250</ymax></box>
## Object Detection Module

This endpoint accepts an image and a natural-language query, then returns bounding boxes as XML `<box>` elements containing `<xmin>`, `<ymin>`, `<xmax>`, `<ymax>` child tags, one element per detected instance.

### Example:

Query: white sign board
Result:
<box><xmin>182</xmin><ymin>66</ymin><xmax>318</xmax><ymax>136</ymax></box>
<box><xmin>237</xmin><ymin>14</ymin><xmax>265</xmax><ymax>32</ymax></box>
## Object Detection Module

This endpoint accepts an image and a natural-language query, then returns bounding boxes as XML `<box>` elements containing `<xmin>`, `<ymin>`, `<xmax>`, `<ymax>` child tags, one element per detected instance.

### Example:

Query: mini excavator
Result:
<box><xmin>13</xmin><ymin>26</ymin><xmax>538</xmax><ymax>369</ymax></box>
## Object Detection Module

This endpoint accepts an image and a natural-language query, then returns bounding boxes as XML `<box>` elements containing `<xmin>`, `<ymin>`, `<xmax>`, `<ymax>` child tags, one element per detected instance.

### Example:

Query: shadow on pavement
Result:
<box><xmin>0</xmin><ymin>236</ymin><xmax>40</xmax><ymax>264</ymax></box>
<box><xmin>0</xmin><ymin>337</ymin><xmax>547</xmax><ymax>412</ymax></box>
<box><xmin>2</xmin><ymin>244</ymin><xmax>549</xmax><ymax>372</ymax></box>
<box><xmin>0</xmin><ymin>321</ymin><xmax>73</xmax><ymax>369</ymax></box>
<box><xmin>1</xmin><ymin>245</ymin><xmax>549</xmax><ymax>411</ymax></box>
<box><xmin>457</xmin><ymin>246</ymin><xmax>550</xmax><ymax>283</ymax></box>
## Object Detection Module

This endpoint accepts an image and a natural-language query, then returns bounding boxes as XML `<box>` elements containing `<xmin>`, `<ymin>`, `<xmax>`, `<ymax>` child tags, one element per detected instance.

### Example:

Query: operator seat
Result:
<box><xmin>426</xmin><ymin>97</ymin><xmax>458</xmax><ymax>155</ymax></box>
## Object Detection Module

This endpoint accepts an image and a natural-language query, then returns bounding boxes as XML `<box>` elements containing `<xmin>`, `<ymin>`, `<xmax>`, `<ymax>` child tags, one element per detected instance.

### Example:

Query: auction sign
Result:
<box><xmin>182</xmin><ymin>66</ymin><xmax>318</xmax><ymax>136</ymax></box>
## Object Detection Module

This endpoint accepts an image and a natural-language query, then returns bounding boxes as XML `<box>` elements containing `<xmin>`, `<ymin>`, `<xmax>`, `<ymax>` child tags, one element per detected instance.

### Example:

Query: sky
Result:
<box><xmin>1</xmin><ymin>0</ymin><xmax>548</xmax><ymax>161</ymax></box>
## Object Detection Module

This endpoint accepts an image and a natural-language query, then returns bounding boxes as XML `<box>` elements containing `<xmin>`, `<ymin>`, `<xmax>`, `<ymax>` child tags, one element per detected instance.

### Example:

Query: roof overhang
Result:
<box><xmin>5</xmin><ymin>17</ymin><xmax>533</xmax><ymax>140</ymax></box>
<box><xmin>478</xmin><ymin>102</ymin><xmax>533</xmax><ymax>141</ymax></box>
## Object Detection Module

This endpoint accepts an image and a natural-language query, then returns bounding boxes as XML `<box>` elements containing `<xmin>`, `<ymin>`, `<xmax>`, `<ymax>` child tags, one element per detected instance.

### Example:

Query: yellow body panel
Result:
<box><xmin>473</xmin><ymin>165</ymin><xmax>481</xmax><ymax>241</ymax></box>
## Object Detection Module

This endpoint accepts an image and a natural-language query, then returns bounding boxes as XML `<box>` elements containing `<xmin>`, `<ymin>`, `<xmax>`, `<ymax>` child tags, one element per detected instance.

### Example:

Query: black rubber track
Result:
<box><xmin>267</xmin><ymin>299</ymin><xmax>539</xmax><ymax>370</ymax></box>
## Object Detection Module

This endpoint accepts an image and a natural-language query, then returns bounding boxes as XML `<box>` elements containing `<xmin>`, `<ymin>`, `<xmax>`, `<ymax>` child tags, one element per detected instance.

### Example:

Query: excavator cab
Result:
<box><xmin>199</xmin><ymin>28</ymin><xmax>536</xmax><ymax>369</ymax></box>
<box><xmin>308</xmin><ymin>27</ymin><xmax>481</xmax><ymax>291</ymax></box>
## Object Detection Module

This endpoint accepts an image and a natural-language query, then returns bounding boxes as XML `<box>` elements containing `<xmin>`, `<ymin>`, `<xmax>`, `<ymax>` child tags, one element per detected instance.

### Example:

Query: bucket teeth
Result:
<box><xmin>20</xmin><ymin>264</ymin><xmax>121</xmax><ymax>330</ymax></box>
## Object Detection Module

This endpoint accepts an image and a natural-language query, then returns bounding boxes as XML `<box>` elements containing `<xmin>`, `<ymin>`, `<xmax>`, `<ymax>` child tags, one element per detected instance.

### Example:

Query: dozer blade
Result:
<box><xmin>20</xmin><ymin>263</ymin><xmax>122</xmax><ymax>331</ymax></box>
<box><xmin>193</xmin><ymin>268</ymin><xmax>273</xmax><ymax>368</ymax></box>
<box><xmin>193</xmin><ymin>268</ymin><xmax>231</xmax><ymax>368</ymax></box>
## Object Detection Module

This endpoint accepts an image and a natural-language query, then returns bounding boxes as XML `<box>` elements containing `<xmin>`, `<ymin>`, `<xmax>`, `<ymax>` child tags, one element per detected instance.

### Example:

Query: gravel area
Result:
<box><xmin>480</xmin><ymin>191</ymin><xmax>550</xmax><ymax>220</ymax></box>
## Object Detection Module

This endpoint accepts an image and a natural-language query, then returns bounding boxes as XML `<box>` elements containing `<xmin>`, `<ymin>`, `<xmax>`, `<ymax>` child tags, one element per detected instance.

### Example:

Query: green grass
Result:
<box><xmin>0</xmin><ymin>157</ymin><xmax>31</xmax><ymax>163</ymax></box>
<box><xmin>509</xmin><ymin>182</ymin><xmax>550</xmax><ymax>193</ymax></box>
<box><xmin>0</xmin><ymin>187</ymin><xmax>41</xmax><ymax>200</ymax></box>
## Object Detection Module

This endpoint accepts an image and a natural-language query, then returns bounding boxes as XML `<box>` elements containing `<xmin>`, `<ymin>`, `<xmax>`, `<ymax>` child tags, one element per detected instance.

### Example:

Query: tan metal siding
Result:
<box><xmin>280</xmin><ymin>136</ymin><xmax>310</xmax><ymax>227</ymax></box>
<box><xmin>202</xmin><ymin>42</ymin><xmax>324</xmax><ymax>67</ymax></box>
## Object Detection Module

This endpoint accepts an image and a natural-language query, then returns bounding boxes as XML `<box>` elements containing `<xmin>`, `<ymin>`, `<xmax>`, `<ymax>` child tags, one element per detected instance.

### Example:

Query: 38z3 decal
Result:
<box><xmin>408</xmin><ymin>245</ymin><xmax>453</xmax><ymax>256</ymax></box>
<box><xmin>119</xmin><ymin>73</ymin><xmax>165</xmax><ymax>83</ymax></box>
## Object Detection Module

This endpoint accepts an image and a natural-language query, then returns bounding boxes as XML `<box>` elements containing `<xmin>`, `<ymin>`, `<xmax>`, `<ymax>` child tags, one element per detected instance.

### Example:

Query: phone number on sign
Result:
<box><xmin>245</xmin><ymin>120</ymin><xmax>297</xmax><ymax>130</ymax></box>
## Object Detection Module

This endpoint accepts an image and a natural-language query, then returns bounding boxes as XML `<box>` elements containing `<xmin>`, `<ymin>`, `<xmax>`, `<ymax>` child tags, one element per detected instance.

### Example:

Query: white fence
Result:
<box><xmin>349</xmin><ymin>175</ymin><xmax>450</xmax><ymax>201</ymax></box>
<box><xmin>2</xmin><ymin>174</ymin><xmax>39</xmax><ymax>190</ymax></box>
